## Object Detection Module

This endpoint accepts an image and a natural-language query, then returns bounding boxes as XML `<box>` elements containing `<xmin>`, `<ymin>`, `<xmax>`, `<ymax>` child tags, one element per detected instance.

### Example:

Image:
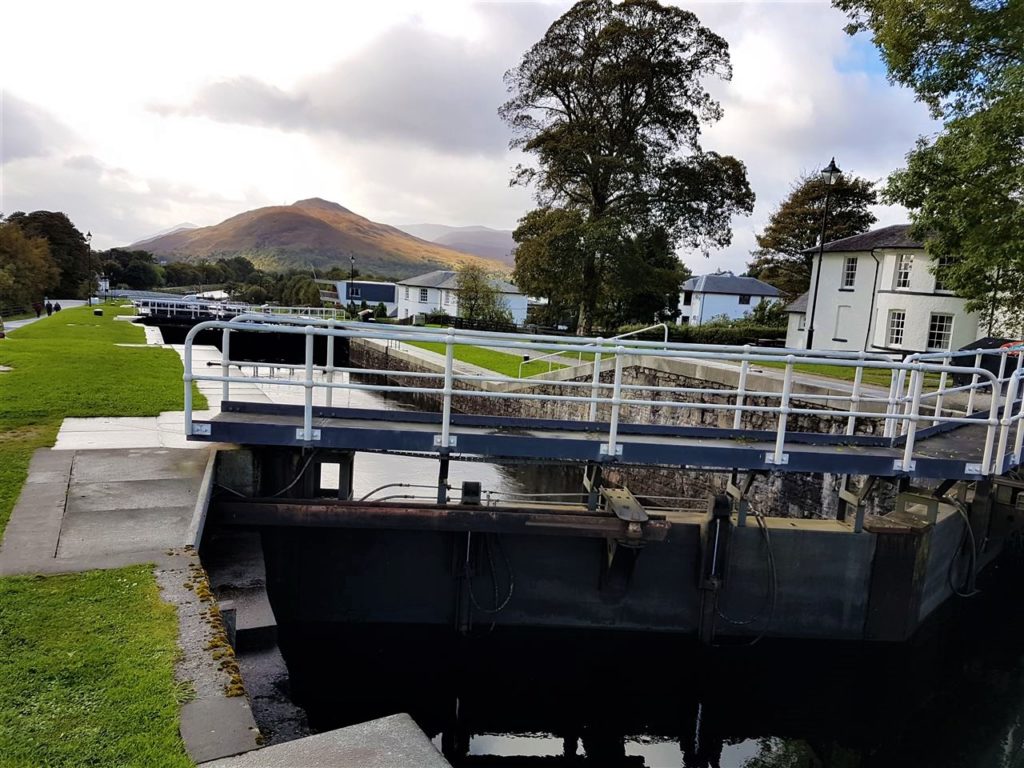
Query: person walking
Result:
<box><xmin>32</xmin><ymin>302</ymin><xmax>42</xmax><ymax>318</ymax></box>
<box><xmin>53</xmin><ymin>302</ymin><xmax>62</xmax><ymax>313</ymax></box>
<box><xmin>45</xmin><ymin>301</ymin><xmax>53</xmax><ymax>316</ymax></box>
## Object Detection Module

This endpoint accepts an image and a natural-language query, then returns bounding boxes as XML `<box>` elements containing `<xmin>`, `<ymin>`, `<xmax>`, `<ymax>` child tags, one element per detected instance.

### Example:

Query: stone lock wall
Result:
<box><xmin>349</xmin><ymin>340</ymin><xmax>892</xmax><ymax>519</ymax></box>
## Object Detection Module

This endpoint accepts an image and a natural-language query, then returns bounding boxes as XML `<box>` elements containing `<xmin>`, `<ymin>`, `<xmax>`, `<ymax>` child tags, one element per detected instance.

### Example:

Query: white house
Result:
<box><xmin>679</xmin><ymin>272</ymin><xmax>780</xmax><ymax>326</ymax></box>
<box><xmin>317</xmin><ymin>279</ymin><xmax>398</xmax><ymax>316</ymax></box>
<box><xmin>785</xmin><ymin>224</ymin><xmax>980</xmax><ymax>354</ymax></box>
<box><xmin>396</xmin><ymin>270</ymin><xmax>528</xmax><ymax>324</ymax></box>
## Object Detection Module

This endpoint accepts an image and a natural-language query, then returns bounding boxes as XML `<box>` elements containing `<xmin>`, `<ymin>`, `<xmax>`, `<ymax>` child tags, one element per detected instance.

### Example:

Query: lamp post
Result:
<box><xmin>85</xmin><ymin>231</ymin><xmax>93</xmax><ymax>306</ymax></box>
<box><xmin>348</xmin><ymin>254</ymin><xmax>355</xmax><ymax>316</ymax></box>
<box><xmin>805</xmin><ymin>157</ymin><xmax>842</xmax><ymax>349</ymax></box>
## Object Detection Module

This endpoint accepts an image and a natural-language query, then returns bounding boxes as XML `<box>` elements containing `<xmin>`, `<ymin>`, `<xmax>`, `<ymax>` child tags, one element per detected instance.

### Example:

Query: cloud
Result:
<box><xmin>1</xmin><ymin>93</ymin><xmax>76</xmax><ymax>164</ymax></box>
<box><xmin>3</xmin><ymin>152</ymin><xmax>264</xmax><ymax>249</ymax></box>
<box><xmin>154</xmin><ymin>4</ymin><xmax>555</xmax><ymax>158</ymax></box>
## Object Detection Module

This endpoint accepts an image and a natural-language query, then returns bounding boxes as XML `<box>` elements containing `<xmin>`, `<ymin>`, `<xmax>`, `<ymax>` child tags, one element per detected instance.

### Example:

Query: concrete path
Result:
<box><xmin>0</xmin><ymin>447</ymin><xmax>212</xmax><ymax>575</ymax></box>
<box><xmin>3</xmin><ymin>300</ymin><xmax>88</xmax><ymax>332</ymax></box>
<box><xmin>199</xmin><ymin>713</ymin><xmax>450</xmax><ymax>768</ymax></box>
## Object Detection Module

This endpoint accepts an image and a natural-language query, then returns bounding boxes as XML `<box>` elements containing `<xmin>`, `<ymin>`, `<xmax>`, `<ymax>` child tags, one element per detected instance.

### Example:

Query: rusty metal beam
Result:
<box><xmin>212</xmin><ymin>499</ymin><xmax>672</xmax><ymax>542</ymax></box>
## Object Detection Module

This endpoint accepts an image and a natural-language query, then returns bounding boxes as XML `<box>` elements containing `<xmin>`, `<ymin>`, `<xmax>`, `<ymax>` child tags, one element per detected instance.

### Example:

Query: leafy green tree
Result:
<box><xmin>373</xmin><ymin>302</ymin><xmax>388</xmax><ymax>319</ymax></box>
<box><xmin>6</xmin><ymin>210</ymin><xmax>94</xmax><ymax>298</ymax></box>
<box><xmin>834</xmin><ymin>0</ymin><xmax>1023</xmax><ymax>330</ymax></box>
<box><xmin>744</xmin><ymin>298</ymin><xmax>789</xmax><ymax>328</ymax></box>
<box><xmin>163</xmin><ymin>262</ymin><xmax>202</xmax><ymax>287</ymax></box>
<box><xmin>456</xmin><ymin>264</ymin><xmax>512</xmax><ymax>324</ymax></box>
<box><xmin>501</xmin><ymin>0</ymin><xmax>754</xmax><ymax>334</ymax></box>
<box><xmin>604</xmin><ymin>227</ymin><xmax>691</xmax><ymax>326</ymax></box>
<box><xmin>746</xmin><ymin>171</ymin><xmax>878</xmax><ymax>299</ymax></box>
<box><xmin>513</xmin><ymin>207</ymin><xmax>589</xmax><ymax>329</ymax></box>
<box><xmin>0</xmin><ymin>218</ymin><xmax>59</xmax><ymax>309</ymax></box>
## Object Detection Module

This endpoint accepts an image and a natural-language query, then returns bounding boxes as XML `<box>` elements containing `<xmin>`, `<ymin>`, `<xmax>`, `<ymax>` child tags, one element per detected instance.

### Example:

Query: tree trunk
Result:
<box><xmin>576</xmin><ymin>250</ymin><xmax>598</xmax><ymax>335</ymax></box>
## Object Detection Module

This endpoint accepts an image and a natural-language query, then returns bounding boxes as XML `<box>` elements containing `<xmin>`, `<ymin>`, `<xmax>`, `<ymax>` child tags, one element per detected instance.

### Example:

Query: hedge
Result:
<box><xmin>615</xmin><ymin>323</ymin><xmax>788</xmax><ymax>346</ymax></box>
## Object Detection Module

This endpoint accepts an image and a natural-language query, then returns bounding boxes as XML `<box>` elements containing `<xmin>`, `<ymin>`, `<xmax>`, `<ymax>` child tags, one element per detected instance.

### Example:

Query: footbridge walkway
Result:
<box><xmin>181</xmin><ymin>317</ymin><xmax>1024</xmax><ymax>482</ymax></box>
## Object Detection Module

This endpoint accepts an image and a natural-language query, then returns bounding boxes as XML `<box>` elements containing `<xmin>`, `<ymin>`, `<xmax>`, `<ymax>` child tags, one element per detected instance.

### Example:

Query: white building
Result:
<box><xmin>317</xmin><ymin>279</ymin><xmax>398</xmax><ymax>317</ymax></box>
<box><xmin>785</xmin><ymin>225</ymin><xmax>980</xmax><ymax>354</ymax></box>
<box><xmin>397</xmin><ymin>270</ymin><xmax>528</xmax><ymax>325</ymax></box>
<box><xmin>679</xmin><ymin>272</ymin><xmax>780</xmax><ymax>325</ymax></box>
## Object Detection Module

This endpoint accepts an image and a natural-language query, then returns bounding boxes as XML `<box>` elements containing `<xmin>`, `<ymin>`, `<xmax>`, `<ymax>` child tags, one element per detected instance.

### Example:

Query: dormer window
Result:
<box><xmin>895</xmin><ymin>254</ymin><xmax>913</xmax><ymax>289</ymax></box>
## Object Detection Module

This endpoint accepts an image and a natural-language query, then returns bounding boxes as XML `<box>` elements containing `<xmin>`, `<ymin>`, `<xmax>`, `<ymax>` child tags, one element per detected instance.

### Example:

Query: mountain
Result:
<box><xmin>129</xmin><ymin>222</ymin><xmax>198</xmax><ymax>248</ymax></box>
<box><xmin>395</xmin><ymin>224</ymin><xmax>516</xmax><ymax>266</ymax></box>
<box><xmin>128</xmin><ymin>199</ymin><xmax>506</xmax><ymax>278</ymax></box>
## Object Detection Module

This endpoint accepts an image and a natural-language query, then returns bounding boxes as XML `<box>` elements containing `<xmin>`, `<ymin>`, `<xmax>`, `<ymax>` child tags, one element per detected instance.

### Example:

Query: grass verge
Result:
<box><xmin>406</xmin><ymin>340</ymin><xmax>571</xmax><ymax>377</ymax></box>
<box><xmin>0</xmin><ymin>304</ymin><xmax>204</xmax><ymax>765</ymax></box>
<box><xmin>0</xmin><ymin>303</ymin><xmax>206</xmax><ymax>535</ymax></box>
<box><xmin>0</xmin><ymin>566</ymin><xmax>192</xmax><ymax>768</ymax></box>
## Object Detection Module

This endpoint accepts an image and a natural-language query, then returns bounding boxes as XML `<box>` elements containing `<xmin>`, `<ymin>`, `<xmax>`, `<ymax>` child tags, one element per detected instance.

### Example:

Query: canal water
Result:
<box><xmin>215</xmin><ymin>366</ymin><xmax>1024</xmax><ymax>767</ymax></box>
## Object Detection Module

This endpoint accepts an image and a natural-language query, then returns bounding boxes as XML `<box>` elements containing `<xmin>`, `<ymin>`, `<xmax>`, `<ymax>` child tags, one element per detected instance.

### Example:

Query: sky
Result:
<box><xmin>0</xmin><ymin>0</ymin><xmax>937</xmax><ymax>275</ymax></box>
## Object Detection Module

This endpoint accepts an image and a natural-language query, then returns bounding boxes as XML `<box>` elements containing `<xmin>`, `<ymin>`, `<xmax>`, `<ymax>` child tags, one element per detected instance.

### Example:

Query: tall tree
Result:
<box><xmin>501</xmin><ymin>0</ymin><xmax>754</xmax><ymax>334</ymax></box>
<box><xmin>834</xmin><ymin>0</ymin><xmax>1023</xmax><ymax>328</ymax></box>
<box><xmin>6</xmin><ymin>211</ymin><xmax>94</xmax><ymax>298</ymax></box>
<box><xmin>747</xmin><ymin>172</ymin><xmax>878</xmax><ymax>299</ymax></box>
<box><xmin>0</xmin><ymin>218</ymin><xmax>59</xmax><ymax>310</ymax></box>
<box><xmin>456</xmin><ymin>264</ymin><xmax>513</xmax><ymax>324</ymax></box>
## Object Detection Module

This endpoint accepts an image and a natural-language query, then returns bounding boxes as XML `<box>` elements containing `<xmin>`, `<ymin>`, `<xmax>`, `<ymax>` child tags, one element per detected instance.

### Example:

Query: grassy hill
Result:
<box><xmin>132</xmin><ymin>198</ymin><xmax>506</xmax><ymax>278</ymax></box>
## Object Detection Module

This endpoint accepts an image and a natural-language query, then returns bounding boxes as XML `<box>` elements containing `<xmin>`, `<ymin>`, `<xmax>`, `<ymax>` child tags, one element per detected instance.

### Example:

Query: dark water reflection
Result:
<box><xmin>288</xmin><ymin>554</ymin><xmax>1024</xmax><ymax>768</ymax></box>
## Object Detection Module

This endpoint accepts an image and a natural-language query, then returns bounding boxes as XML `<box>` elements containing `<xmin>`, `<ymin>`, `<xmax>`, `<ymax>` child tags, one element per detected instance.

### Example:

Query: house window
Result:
<box><xmin>419</xmin><ymin>288</ymin><xmax>429</xmax><ymax>303</ymax></box>
<box><xmin>349</xmin><ymin>286</ymin><xmax>360</xmax><ymax>299</ymax></box>
<box><xmin>887</xmin><ymin>310</ymin><xmax>906</xmax><ymax>346</ymax></box>
<box><xmin>842</xmin><ymin>257</ymin><xmax>857</xmax><ymax>288</ymax></box>
<box><xmin>833</xmin><ymin>305</ymin><xmax>851</xmax><ymax>341</ymax></box>
<box><xmin>797</xmin><ymin>314</ymin><xmax>806</xmax><ymax>331</ymax></box>
<box><xmin>683</xmin><ymin>291</ymin><xmax>693</xmax><ymax>306</ymax></box>
<box><xmin>404</xmin><ymin>287</ymin><xmax>409</xmax><ymax>299</ymax></box>
<box><xmin>895</xmin><ymin>254</ymin><xmax>913</xmax><ymax>289</ymax></box>
<box><xmin>934</xmin><ymin>256</ymin><xmax>954</xmax><ymax>291</ymax></box>
<box><xmin>738</xmin><ymin>294</ymin><xmax>751</xmax><ymax>305</ymax></box>
<box><xmin>443</xmin><ymin>290</ymin><xmax>450</xmax><ymax>306</ymax></box>
<box><xmin>927</xmin><ymin>313</ymin><xmax>954</xmax><ymax>350</ymax></box>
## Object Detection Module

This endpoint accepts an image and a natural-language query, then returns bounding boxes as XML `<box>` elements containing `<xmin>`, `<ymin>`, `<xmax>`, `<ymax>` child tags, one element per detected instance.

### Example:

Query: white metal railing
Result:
<box><xmin>182</xmin><ymin>318</ymin><xmax>1024</xmax><ymax>477</ymax></box>
<box><xmin>133</xmin><ymin>298</ymin><xmax>347</xmax><ymax>321</ymax></box>
<box><xmin>516</xmin><ymin>322</ymin><xmax>670</xmax><ymax>379</ymax></box>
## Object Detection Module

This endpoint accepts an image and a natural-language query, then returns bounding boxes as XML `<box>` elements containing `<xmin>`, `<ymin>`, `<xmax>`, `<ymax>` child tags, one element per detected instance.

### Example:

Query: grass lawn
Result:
<box><xmin>0</xmin><ymin>304</ymin><xmax>206</xmax><ymax>767</ymax></box>
<box><xmin>406</xmin><ymin>340</ymin><xmax>571</xmax><ymax>378</ymax></box>
<box><xmin>754</xmin><ymin>360</ymin><xmax>943</xmax><ymax>389</ymax></box>
<box><xmin>0</xmin><ymin>303</ymin><xmax>206</xmax><ymax>534</ymax></box>
<box><xmin>0</xmin><ymin>566</ymin><xmax>192</xmax><ymax>768</ymax></box>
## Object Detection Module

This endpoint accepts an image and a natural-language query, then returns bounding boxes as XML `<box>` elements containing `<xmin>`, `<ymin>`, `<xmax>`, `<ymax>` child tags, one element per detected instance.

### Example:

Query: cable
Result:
<box><xmin>270</xmin><ymin>450</ymin><xmax>320</xmax><ymax>498</ymax></box>
<box><xmin>467</xmin><ymin>534</ymin><xmax>514</xmax><ymax>615</ymax></box>
<box><xmin>714</xmin><ymin>506</ymin><xmax>778</xmax><ymax>646</ymax></box>
<box><xmin>358</xmin><ymin>482</ymin><xmax>446</xmax><ymax>501</ymax></box>
<box><xmin>948</xmin><ymin>498</ymin><xmax>981</xmax><ymax>598</ymax></box>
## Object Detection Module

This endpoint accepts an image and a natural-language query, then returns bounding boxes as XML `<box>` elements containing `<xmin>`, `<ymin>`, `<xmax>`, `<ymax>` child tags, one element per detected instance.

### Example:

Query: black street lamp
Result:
<box><xmin>805</xmin><ymin>157</ymin><xmax>842</xmax><ymax>349</ymax></box>
<box><xmin>348</xmin><ymin>254</ymin><xmax>356</xmax><ymax>316</ymax></box>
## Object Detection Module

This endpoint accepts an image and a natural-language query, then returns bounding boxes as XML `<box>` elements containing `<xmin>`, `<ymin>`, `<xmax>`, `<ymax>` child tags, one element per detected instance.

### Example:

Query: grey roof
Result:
<box><xmin>786</xmin><ymin>292</ymin><xmax>808</xmax><ymax>313</ymax></box>
<box><xmin>682</xmin><ymin>272</ymin><xmax>780</xmax><ymax>297</ymax></box>
<box><xmin>804</xmin><ymin>224</ymin><xmax>924</xmax><ymax>254</ymax></box>
<box><xmin>398</xmin><ymin>269</ymin><xmax>520</xmax><ymax>295</ymax></box>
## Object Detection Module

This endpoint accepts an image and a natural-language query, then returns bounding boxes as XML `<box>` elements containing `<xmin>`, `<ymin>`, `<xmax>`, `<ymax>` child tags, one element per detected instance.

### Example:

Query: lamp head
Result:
<box><xmin>822</xmin><ymin>157</ymin><xmax>842</xmax><ymax>185</ymax></box>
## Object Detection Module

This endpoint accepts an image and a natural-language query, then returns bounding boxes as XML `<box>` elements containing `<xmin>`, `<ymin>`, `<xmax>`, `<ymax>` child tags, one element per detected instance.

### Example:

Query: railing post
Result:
<box><xmin>966</xmin><ymin>352</ymin><xmax>982</xmax><ymax>416</ymax></box>
<box><xmin>303</xmin><ymin>328</ymin><xmax>314</xmax><ymax>441</ymax></box>
<box><xmin>846</xmin><ymin>352</ymin><xmax>865</xmax><ymax>436</ymax></box>
<box><xmin>1014</xmin><ymin>374</ymin><xmax>1024</xmax><ymax>465</ymax></box>
<box><xmin>733</xmin><ymin>345</ymin><xmax>750</xmax><ymax>430</ymax></box>
<box><xmin>933</xmin><ymin>354</ymin><xmax>949</xmax><ymax>426</ymax></box>
<box><xmin>883</xmin><ymin>369</ymin><xmax>900</xmax><ymax>439</ymax></box>
<box><xmin>995</xmin><ymin>374</ymin><xmax>1020</xmax><ymax>474</ymax></box>
<box><xmin>588</xmin><ymin>338</ymin><xmax>604</xmax><ymax>422</ymax></box>
<box><xmin>325</xmin><ymin>318</ymin><xmax>335</xmax><ymax>409</ymax></box>
<box><xmin>899</xmin><ymin>368</ymin><xmax>914</xmax><ymax>436</ymax></box>
<box><xmin>605</xmin><ymin>347</ymin><xmax>625</xmax><ymax>458</ymax></box>
<box><xmin>440</xmin><ymin>329</ymin><xmax>455</xmax><ymax>450</ymax></box>
<box><xmin>900</xmin><ymin>368</ymin><xmax>924</xmax><ymax>471</ymax></box>
<box><xmin>221</xmin><ymin>327</ymin><xmax>231</xmax><ymax>404</ymax></box>
<box><xmin>769</xmin><ymin>355</ymin><xmax>795</xmax><ymax>465</ymax></box>
<box><xmin>184</xmin><ymin>334</ymin><xmax>194</xmax><ymax>436</ymax></box>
